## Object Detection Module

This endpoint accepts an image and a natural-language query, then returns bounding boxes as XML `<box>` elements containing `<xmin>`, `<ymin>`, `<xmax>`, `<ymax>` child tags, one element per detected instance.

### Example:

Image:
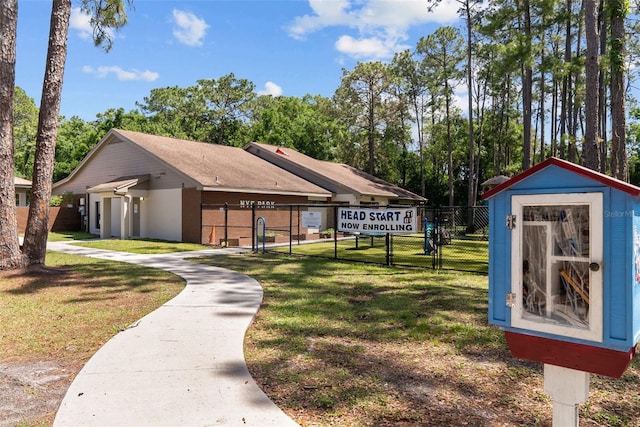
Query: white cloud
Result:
<box><xmin>70</xmin><ymin>7</ymin><xmax>118</xmax><ymax>43</ymax></box>
<box><xmin>171</xmin><ymin>9</ymin><xmax>208</xmax><ymax>47</ymax></box>
<box><xmin>288</xmin><ymin>0</ymin><xmax>353</xmax><ymax>39</ymax></box>
<box><xmin>335</xmin><ymin>34</ymin><xmax>410</xmax><ymax>60</ymax></box>
<box><xmin>335</xmin><ymin>36</ymin><xmax>394</xmax><ymax>59</ymax></box>
<box><xmin>70</xmin><ymin>7</ymin><xmax>94</xmax><ymax>40</ymax></box>
<box><xmin>288</xmin><ymin>0</ymin><xmax>459</xmax><ymax>61</ymax></box>
<box><xmin>82</xmin><ymin>65</ymin><xmax>159</xmax><ymax>82</ymax></box>
<box><xmin>258</xmin><ymin>82</ymin><xmax>284</xmax><ymax>97</ymax></box>
<box><xmin>290</xmin><ymin>0</ymin><xmax>458</xmax><ymax>37</ymax></box>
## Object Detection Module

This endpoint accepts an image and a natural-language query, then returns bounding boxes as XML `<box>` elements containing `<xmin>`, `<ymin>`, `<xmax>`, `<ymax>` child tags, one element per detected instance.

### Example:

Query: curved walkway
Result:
<box><xmin>50</xmin><ymin>241</ymin><xmax>298</xmax><ymax>427</ymax></box>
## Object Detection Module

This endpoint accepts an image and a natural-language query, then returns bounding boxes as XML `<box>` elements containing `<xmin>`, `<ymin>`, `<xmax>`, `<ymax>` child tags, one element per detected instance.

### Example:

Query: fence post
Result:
<box><xmin>289</xmin><ymin>205</ymin><xmax>293</xmax><ymax>254</ymax></box>
<box><xmin>437</xmin><ymin>208</ymin><xmax>443</xmax><ymax>269</ymax></box>
<box><xmin>224</xmin><ymin>202</ymin><xmax>228</xmax><ymax>247</ymax></box>
<box><xmin>433</xmin><ymin>209</ymin><xmax>439</xmax><ymax>269</ymax></box>
<box><xmin>334</xmin><ymin>205</ymin><xmax>338</xmax><ymax>259</ymax></box>
<box><xmin>297</xmin><ymin>205</ymin><xmax>301</xmax><ymax>245</ymax></box>
<box><xmin>386</xmin><ymin>233</ymin><xmax>392</xmax><ymax>266</ymax></box>
<box><xmin>333</xmin><ymin>205</ymin><xmax>338</xmax><ymax>252</ymax></box>
<box><xmin>251</xmin><ymin>203</ymin><xmax>256</xmax><ymax>252</ymax></box>
<box><xmin>199</xmin><ymin>201</ymin><xmax>203</xmax><ymax>245</ymax></box>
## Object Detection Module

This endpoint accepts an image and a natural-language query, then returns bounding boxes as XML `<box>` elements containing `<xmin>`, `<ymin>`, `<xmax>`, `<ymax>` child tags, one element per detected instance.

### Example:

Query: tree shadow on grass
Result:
<box><xmin>202</xmin><ymin>253</ymin><xmax>640</xmax><ymax>426</ymax></box>
<box><xmin>248</xmin><ymin>333</ymin><xmax>549</xmax><ymax>426</ymax></box>
<box><xmin>1</xmin><ymin>259</ymin><xmax>179</xmax><ymax>298</ymax></box>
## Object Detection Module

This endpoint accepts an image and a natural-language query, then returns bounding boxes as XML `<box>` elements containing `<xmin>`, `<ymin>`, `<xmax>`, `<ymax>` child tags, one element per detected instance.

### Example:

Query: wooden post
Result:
<box><xmin>543</xmin><ymin>364</ymin><xmax>590</xmax><ymax>426</ymax></box>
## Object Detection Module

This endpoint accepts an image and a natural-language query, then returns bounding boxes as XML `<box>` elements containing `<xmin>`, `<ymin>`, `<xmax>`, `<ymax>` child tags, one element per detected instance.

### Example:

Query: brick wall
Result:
<box><xmin>201</xmin><ymin>192</ymin><xmax>309</xmax><ymax>244</ymax></box>
<box><xmin>16</xmin><ymin>206</ymin><xmax>82</xmax><ymax>234</ymax></box>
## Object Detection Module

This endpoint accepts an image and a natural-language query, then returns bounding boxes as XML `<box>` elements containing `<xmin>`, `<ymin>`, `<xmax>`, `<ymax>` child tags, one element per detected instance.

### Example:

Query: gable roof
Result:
<box><xmin>86</xmin><ymin>175</ymin><xmax>150</xmax><ymax>193</ymax></box>
<box><xmin>56</xmin><ymin>129</ymin><xmax>332</xmax><ymax>198</ymax></box>
<box><xmin>14</xmin><ymin>177</ymin><xmax>32</xmax><ymax>189</ymax></box>
<box><xmin>244</xmin><ymin>142</ymin><xmax>426</xmax><ymax>202</ymax></box>
<box><xmin>482</xmin><ymin>157</ymin><xmax>640</xmax><ymax>199</ymax></box>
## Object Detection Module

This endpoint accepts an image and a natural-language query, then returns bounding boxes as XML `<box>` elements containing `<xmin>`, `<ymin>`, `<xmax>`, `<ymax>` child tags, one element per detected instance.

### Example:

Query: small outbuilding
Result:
<box><xmin>482</xmin><ymin>157</ymin><xmax>639</xmax><ymax>377</ymax></box>
<box><xmin>14</xmin><ymin>177</ymin><xmax>31</xmax><ymax>206</ymax></box>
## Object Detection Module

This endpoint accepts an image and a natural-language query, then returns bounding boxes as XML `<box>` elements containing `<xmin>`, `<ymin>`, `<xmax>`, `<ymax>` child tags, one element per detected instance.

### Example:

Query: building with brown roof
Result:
<box><xmin>14</xmin><ymin>176</ymin><xmax>31</xmax><ymax>206</ymax></box>
<box><xmin>244</xmin><ymin>142</ymin><xmax>426</xmax><ymax>205</ymax></box>
<box><xmin>53</xmin><ymin>129</ymin><xmax>424</xmax><ymax>244</ymax></box>
<box><xmin>53</xmin><ymin>129</ymin><xmax>331</xmax><ymax>242</ymax></box>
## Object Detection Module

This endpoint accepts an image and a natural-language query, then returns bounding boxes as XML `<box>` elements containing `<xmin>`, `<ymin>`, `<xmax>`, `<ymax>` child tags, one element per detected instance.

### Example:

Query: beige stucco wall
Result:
<box><xmin>53</xmin><ymin>139</ymin><xmax>197</xmax><ymax>196</ymax></box>
<box><xmin>88</xmin><ymin>189</ymin><xmax>181</xmax><ymax>241</ymax></box>
<box><xmin>141</xmin><ymin>188</ymin><xmax>182</xmax><ymax>242</ymax></box>
<box><xmin>111</xmin><ymin>197</ymin><xmax>122</xmax><ymax>237</ymax></box>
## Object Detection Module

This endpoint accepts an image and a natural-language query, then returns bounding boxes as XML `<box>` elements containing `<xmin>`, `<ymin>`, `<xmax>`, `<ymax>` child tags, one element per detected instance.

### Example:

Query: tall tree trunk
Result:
<box><xmin>539</xmin><ymin>40</ymin><xmax>546</xmax><ymax>163</ymax></box>
<box><xmin>598</xmin><ymin>0</ymin><xmax>608</xmax><ymax>173</ymax></box>
<box><xmin>22</xmin><ymin>0</ymin><xmax>71</xmax><ymax>265</ymax></box>
<box><xmin>551</xmin><ymin>48</ymin><xmax>558</xmax><ymax>158</ymax></box>
<box><xmin>464</xmin><ymin>4</ymin><xmax>476</xmax><ymax>231</ymax></box>
<box><xmin>415</xmin><ymin>98</ymin><xmax>426</xmax><ymax>198</ymax></box>
<box><xmin>0</xmin><ymin>0</ymin><xmax>25</xmax><ymax>269</ymax></box>
<box><xmin>446</xmin><ymin>82</ymin><xmax>454</xmax><ymax>207</ymax></box>
<box><xmin>559</xmin><ymin>0</ymin><xmax>572</xmax><ymax>160</ymax></box>
<box><xmin>521</xmin><ymin>0</ymin><xmax>533</xmax><ymax>170</ymax></box>
<box><xmin>368</xmin><ymin>90</ymin><xmax>375</xmax><ymax>175</ymax></box>
<box><xmin>583</xmin><ymin>0</ymin><xmax>601</xmax><ymax>170</ymax></box>
<box><xmin>569</xmin><ymin>8</ymin><xmax>584</xmax><ymax>164</ymax></box>
<box><xmin>497</xmin><ymin>79</ymin><xmax>509</xmax><ymax>172</ymax></box>
<box><xmin>609</xmin><ymin>0</ymin><xmax>627</xmax><ymax>180</ymax></box>
<box><xmin>475</xmin><ymin>77</ymin><xmax>484</xmax><ymax>197</ymax></box>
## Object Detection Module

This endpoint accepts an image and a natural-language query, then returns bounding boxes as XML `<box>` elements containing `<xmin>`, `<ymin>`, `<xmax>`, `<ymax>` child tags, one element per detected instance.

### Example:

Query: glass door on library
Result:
<box><xmin>510</xmin><ymin>193</ymin><xmax>603</xmax><ymax>342</ymax></box>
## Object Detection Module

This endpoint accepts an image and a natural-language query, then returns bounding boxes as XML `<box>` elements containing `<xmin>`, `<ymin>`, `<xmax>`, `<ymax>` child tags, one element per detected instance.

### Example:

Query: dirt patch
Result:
<box><xmin>0</xmin><ymin>252</ymin><xmax>185</xmax><ymax>427</ymax></box>
<box><xmin>0</xmin><ymin>361</ymin><xmax>74</xmax><ymax>426</ymax></box>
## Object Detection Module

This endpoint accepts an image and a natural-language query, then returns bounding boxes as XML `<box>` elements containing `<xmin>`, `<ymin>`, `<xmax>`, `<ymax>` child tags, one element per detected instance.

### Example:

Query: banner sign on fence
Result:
<box><xmin>337</xmin><ymin>207</ymin><xmax>417</xmax><ymax>234</ymax></box>
<box><xmin>301</xmin><ymin>211</ymin><xmax>323</xmax><ymax>229</ymax></box>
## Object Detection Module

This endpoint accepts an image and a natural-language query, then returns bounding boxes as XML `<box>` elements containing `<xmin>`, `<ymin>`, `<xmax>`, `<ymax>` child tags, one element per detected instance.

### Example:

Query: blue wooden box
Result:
<box><xmin>482</xmin><ymin>157</ymin><xmax>639</xmax><ymax>377</ymax></box>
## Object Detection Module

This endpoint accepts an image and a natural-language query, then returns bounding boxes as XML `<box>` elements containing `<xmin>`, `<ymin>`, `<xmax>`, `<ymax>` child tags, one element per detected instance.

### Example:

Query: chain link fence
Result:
<box><xmin>201</xmin><ymin>203</ymin><xmax>488</xmax><ymax>274</ymax></box>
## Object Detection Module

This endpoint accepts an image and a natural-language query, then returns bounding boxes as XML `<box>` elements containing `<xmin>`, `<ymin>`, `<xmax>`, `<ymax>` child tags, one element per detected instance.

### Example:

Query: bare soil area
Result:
<box><xmin>0</xmin><ymin>258</ymin><xmax>184</xmax><ymax>427</ymax></box>
<box><xmin>0</xmin><ymin>361</ymin><xmax>76</xmax><ymax>427</ymax></box>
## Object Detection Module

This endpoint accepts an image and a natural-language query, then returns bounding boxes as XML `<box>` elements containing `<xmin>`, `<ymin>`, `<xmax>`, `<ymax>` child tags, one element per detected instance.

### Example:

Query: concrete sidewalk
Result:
<box><xmin>50</xmin><ymin>241</ymin><xmax>298</xmax><ymax>427</ymax></box>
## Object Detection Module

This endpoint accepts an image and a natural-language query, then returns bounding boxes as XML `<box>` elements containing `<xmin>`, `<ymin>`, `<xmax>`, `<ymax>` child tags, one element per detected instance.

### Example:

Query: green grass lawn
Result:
<box><xmin>195</xmin><ymin>253</ymin><xmax>640</xmax><ymax>426</ymax></box>
<box><xmin>68</xmin><ymin>238</ymin><xmax>212</xmax><ymax>254</ymax></box>
<box><xmin>195</xmin><ymin>252</ymin><xmax>496</xmax><ymax>351</ymax></box>
<box><xmin>1</xmin><ymin>251</ymin><xmax>185</xmax><ymax>364</ymax></box>
<box><xmin>48</xmin><ymin>231</ymin><xmax>98</xmax><ymax>242</ymax></box>
<box><xmin>274</xmin><ymin>235</ymin><xmax>489</xmax><ymax>273</ymax></box>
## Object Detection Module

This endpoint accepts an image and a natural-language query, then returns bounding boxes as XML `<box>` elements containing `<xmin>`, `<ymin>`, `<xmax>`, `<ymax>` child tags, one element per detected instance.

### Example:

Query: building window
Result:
<box><xmin>95</xmin><ymin>201</ymin><xmax>101</xmax><ymax>229</ymax></box>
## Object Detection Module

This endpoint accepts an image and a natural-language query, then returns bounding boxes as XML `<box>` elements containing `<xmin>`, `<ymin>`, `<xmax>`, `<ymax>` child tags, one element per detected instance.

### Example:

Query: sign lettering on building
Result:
<box><xmin>337</xmin><ymin>207</ymin><xmax>417</xmax><ymax>233</ymax></box>
<box><xmin>240</xmin><ymin>200</ymin><xmax>276</xmax><ymax>209</ymax></box>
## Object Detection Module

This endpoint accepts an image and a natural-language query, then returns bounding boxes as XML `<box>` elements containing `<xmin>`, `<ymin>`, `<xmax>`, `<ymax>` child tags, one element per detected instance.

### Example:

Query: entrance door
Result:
<box><xmin>132</xmin><ymin>197</ymin><xmax>141</xmax><ymax>237</ymax></box>
<box><xmin>510</xmin><ymin>192</ymin><xmax>603</xmax><ymax>342</ymax></box>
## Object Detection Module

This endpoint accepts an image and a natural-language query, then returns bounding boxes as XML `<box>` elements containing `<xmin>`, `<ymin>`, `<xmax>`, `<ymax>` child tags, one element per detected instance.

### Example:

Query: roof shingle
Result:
<box><xmin>245</xmin><ymin>142</ymin><xmax>426</xmax><ymax>201</ymax></box>
<box><xmin>113</xmin><ymin>130</ymin><xmax>331</xmax><ymax>196</ymax></box>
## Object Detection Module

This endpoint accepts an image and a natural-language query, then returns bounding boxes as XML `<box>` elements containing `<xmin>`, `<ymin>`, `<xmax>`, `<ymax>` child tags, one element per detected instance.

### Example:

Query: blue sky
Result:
<box><xmin>16</xmin><ymin>0</ymin><xmax>460</xmax><ymax>121</ymax></box>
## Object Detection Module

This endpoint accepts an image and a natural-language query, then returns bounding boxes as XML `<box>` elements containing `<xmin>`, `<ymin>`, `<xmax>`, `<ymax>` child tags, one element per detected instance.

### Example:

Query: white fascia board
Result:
<box><xmin>202</xmin><ymin>186</ymin><xmax>331</xmax><ymax>198</ymax></box>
